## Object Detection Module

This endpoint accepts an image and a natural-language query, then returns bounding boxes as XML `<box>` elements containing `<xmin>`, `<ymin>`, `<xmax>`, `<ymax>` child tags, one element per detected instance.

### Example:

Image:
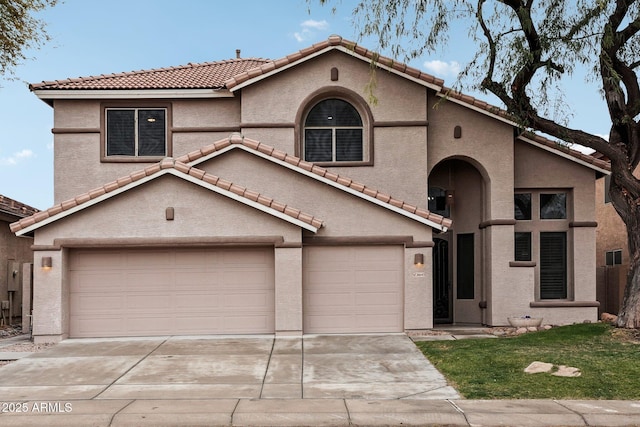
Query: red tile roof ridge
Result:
<box><xmin>224</xmin><ymin>35</ymin><xmax>445</xmax><ymax>90</ymax></box>
<box><xmin>181</xmin><ymin>134</ymin><xmax>450</xmax><ymax>228</ymax></box>
<box><xmin>30</xmin><ymin>57</ymin><xmax>271</xmax><ymax>90</ymax></box>
<box><xmin>0</xmin><ymin>194</ymin><xmax>40</xmax><ymax>219</ymax></box>
<box><xmin>9</xmin><ymin>157</ymin><xmax>324</xmax><ymax>233</ymax></box>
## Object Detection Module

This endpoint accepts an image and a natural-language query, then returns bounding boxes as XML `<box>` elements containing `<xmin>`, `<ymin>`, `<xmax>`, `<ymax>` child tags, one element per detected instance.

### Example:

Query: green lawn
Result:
<box><xmin>416</xmin><ymin>323</ymin><xmax>640</xmax><ymax>399</ymax></box>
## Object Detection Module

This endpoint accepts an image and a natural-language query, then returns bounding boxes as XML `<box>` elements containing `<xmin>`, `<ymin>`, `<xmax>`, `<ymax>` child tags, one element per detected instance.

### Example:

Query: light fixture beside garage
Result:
<box><xmin>41</xmin><ymin>257</ymin><xmax>52</xmax><ymax>270</ymax></box>
<box><xmin>414</xmin><ymin>253</ymin><xmax>424</xmax><ymax>267</ymax></box>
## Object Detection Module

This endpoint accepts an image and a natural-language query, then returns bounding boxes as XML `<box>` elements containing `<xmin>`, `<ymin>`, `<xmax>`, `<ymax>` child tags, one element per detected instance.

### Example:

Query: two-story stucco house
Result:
<box><xmin>11</xmin><ymin>36</ymin><xmax>609</xmax><ymax>343</ymax></box>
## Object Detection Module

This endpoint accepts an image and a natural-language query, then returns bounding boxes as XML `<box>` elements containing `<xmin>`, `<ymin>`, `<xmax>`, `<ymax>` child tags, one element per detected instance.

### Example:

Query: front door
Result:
<box><xmin>433</xmin><ymin>237</ymin><xmax>452</xmax><ymax>323</ymax></box>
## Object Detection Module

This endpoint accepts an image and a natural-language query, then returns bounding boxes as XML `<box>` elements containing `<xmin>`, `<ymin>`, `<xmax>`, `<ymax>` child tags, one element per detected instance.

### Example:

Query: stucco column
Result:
<box><xmin>32</xmin><ymin>251</ymin><xmax>65</xmax><ymax>343</ymax></box>
<box><xmin>404</xmin><ymin>246</ymin><xmax>433</xmax><ymax>330</ymax></box>
<box><xmin>274</xmin><ymin>246</ymin><xmax>303</xmax><ymax>335</ymax></box>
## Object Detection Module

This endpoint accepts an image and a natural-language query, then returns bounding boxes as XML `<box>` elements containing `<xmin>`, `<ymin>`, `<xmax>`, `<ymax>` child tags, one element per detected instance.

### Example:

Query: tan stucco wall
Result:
<box><xmin>240</xmin><ymin>51</ymin><xmax>429</xmax><ymax>204</ymax></box>
<box><xmin>595</xmin><ymin>176</ymin><xmax>629</xmax><ymax>267</ymax></box>
<box><xmin>36</xmin><ymin>176</ymin><xmax>302</xmax><ymax>245</ymax></box>
<box><xmin>51</xmin><ymin>98</ymin><xmax>242</xmax><ymax>203</ymax></box>
<box><xmin>427</xmin><ymin>97</ymin><xmax>515</xmax><ymax>220</ymax></box>
<box><xmin>199</xmin><ymin>149</ymin><xmax>432</xmax><ymax>241</ymax></box>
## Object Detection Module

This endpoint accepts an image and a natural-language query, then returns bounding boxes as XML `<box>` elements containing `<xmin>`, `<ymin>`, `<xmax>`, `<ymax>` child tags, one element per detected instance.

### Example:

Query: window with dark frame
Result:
<box><xmin>304</xmin><ymin>99</ymin><xmax>363</xmax><ymax>162</ymax></box>
<box><xmin>514</xmin><ymin>232</ymin><xmax>532</xmax><ymax>261</ymax></box>
<box><xmin>106</xmin><ymin>108</ymin><xmax>167</xmax><ymax>157</ymax></box>
<box><xmin>514</xmin><ymin>190</ymin><xmax>570</xmax><ymax>300</ymax></box>
<box><xmin>605</xmin><ymin>249</ymin><xmax>623</xmax><ymax>266</ymax></box>
<box><xmin>604</xmin><ymin>175</ymin><xmax>612</xmax><ymax>204</ymax></box>
<box><xmin>514</xmin><ymin>193</ymin><xmax>532</xmax><ymax>220</ymax></box>
<box><xmin>540</xmin><ymin>232</ymin><xmax>567</xmax><ymax>299</ymax></box>
<box><xmin>540</xmin><ymin>193</ymin><xmax>567</xmax><ymax>219</ymax></box>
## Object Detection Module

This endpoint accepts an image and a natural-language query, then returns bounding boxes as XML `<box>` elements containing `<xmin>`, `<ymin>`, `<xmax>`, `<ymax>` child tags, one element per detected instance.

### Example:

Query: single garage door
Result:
<box><xmin>69</xmin><ymin>247</ymin><xmax>275</xmax><ymax>337</ymax></box>
<box><xmin>303</xmin><ymin>246</ymin><xmax>404</xmax><ymax>333</ymax></box>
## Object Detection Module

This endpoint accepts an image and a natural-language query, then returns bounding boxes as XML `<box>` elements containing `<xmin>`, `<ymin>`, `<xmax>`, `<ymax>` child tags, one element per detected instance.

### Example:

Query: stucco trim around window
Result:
<box><xmin>295</xmin><ymin>87</ymin><xmax>373</xmax><ymax>166</ymax></box>
<box><xmin>100</xmin><ymin>101</ymin><xmax>173</xmax><ymax>163</ymax></box>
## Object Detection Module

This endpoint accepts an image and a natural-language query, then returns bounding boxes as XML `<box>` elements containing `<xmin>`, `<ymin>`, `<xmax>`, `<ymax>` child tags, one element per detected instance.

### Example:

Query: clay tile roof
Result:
<box><xmin>9</xmin><ymin>158</ymin><xmax>323</xmax><ymax>234</ymax></box>
<box><xmin>518</xmin><ymin>131</ymin><xmax>611</xmax><ymax>171</ymax></box>
<box><xmin>29</xmin><ymin>58</ymin><xmax>271</xmax><ymax>90</ymax></box>
<box><xmin>224</xmin><ymin>35</ymin><xmax>444</xmax><ymax>90</ymax></box>
<box><xmin>181</xmin><ymin>134</ymin><xmax>451</xmax><ymax>229</ymax></box>
<box><xmin>0</xmin><ymin>194</ymin><xmax>39</xmax><ymax>219</ymax></box>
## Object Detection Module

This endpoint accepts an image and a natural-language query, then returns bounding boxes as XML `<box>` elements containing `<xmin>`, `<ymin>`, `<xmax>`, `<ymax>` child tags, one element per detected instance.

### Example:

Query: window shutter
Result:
<box><xmin>106</xmin><ymin>110</ymin><xmax>135</xmax><ymax>156</ymax></box>
<box><xmin>138</xmin><ymin>109</ymin><xmax>166</xmax><ymax>156</ymax></box>
<box><xmin>514</xmin><ymin>232</ymin><xmax>532</xmax><ymax>261</ymax></box>
<box><xmin>540</xmin><ymin>232</ymin><xmax>567</xmax><ymax>299</ymax></box>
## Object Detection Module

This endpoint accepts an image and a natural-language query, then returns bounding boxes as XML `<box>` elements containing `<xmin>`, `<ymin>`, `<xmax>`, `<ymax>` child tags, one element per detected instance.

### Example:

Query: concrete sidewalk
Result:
<box><xmin>0</xmin><ymin>398</ymin><xmax>639</xmax><ymax>426</ymax></box>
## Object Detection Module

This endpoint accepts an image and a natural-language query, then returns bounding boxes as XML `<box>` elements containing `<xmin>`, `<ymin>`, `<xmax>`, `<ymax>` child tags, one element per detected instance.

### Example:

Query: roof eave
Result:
<box><xmin>228</xmin><ymin>45</ymin><xmax>443</xmax><ymax>93</ymax></box>
<box><xmin>14</xmin><ymin>167</ymin><xmax>320</xmax><ymax>236</ymax></box>
<box><xmin>516</xmin><ymin>134</ymin><xmax>611</xmax><ymax>175</ymax></box>
<box><xmin>32</xmin><ymin>88</ymin><xmax>235</xmax><ymax>102</ymax></box>
<box><xmin>187</xmin><ymin>143</ymin><xmax>449</xmax><ymax>232</ymax></box>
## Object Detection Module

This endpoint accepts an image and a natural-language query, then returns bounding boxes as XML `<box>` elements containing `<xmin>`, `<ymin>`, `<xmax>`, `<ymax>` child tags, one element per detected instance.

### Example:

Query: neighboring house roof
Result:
<box><xmin>10</xmin><ymin>157</ymin><xmax>324</xmax><ymax>236</ymax></box>
<box><xmin>177</xmin><ymin>133</ymin><xmax>452</xmax><ymax>231</ymax></box>
<box><xmin>29</xmin><ymin>58</ymin><xmax>270</xmax><ymax>90</ymax></box>
<box><xmin>0</xmin><ymin>194</ymin><xmax>39</xmax><ymax>220</ymax></box>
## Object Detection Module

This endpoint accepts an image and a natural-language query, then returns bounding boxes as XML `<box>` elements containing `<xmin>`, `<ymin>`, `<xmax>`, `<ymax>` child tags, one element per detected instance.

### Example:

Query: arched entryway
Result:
<box><xmin>428</xmin><ymin>158</ymin><xmax>486</xmax><ymax>325</ymax></box>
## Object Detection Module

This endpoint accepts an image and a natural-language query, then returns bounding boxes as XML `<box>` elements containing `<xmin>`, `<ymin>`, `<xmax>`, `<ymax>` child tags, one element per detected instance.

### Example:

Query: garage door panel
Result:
<box><xmin>305</xmin><ymin>290</ymin><xmax>354</xmax><ymax>307</ymax></box>
<box><xmin>70</xmin><ymin>271</ymin><xmax>125</xmax><ymax>292</ymax></box>
<box><xmin>71</xmin><ymin>316</ymin><xmax>126</xmax><ymax>336</ymax></box>
<box><xmin>174</xmin><ymin>293</ymin><xmax>221</xmax><ymax>310</ymax></box>
<box><xmin>71</xmin><ymin>294</ymin><xmax>124</xmax><ymax>313</ymax></box>
<box><xmin>70</xmin><ymin>247</ymin><xmax>275</xmax><ymax>337</ymax></box>
<box><xmin>69</xmin><ymin>251</ymin><xmax>124</xmax><ymax>270</ymax></box>
<box><xmin>355</xmin><ymin>292</ymin><xmax>402</xmax><ymax>306</ymax></box>
<box><xmin>355</xmin><ymin>270</ymin><xmax>400</xmax><ymax>284</ymax></box>
<box><xmin>306</xmin><ymin>270</ymin><xmax>353</xmax><ymax>285</ymax></box>
<box><xmin>223</xmin><ymin>270</ymin><xmax>271</xmax><ymax>286</ymax></box>
<box><xmin>303</xmin><ymin>246</ymin><xmax>403</xmax><ymax>333</ymax></box>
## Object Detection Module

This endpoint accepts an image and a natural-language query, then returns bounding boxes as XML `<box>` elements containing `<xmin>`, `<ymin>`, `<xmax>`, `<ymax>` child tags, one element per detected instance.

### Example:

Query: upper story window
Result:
<box><xmin>105</xmin><ymin>108</ymin><xmax>167</xmax><ymax>158</ymax></box>
<box><xmin>304</xmin><ymin>99</ymin><xmax>363</xmax><ymax>163</ymax></box>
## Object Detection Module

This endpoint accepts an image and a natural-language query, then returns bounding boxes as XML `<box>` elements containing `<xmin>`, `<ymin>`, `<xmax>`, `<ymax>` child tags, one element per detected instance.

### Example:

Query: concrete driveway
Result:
<box><xmin>0</xmin><ymin>334</ymin><xmax>459</xmax><ymax>401</ymax></box>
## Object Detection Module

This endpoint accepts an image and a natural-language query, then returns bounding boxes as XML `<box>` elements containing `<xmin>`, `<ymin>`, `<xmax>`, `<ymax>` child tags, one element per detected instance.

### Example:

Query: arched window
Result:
<box><xmin>304</xmin><ymin>99</ymin><xmax>363</xmax><ymax>162</ymax></box>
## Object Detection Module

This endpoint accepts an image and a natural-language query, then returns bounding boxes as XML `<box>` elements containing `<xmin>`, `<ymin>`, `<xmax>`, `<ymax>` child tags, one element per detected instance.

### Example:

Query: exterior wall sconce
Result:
<box><xmin>414</xmin><ymin>253</ymin><xmax>424</xmax><ymax>267</ymax></box>
<box><xmin>41</xmin><ymin>257</ymin><xmax>52</xmax><ymax>270</ymax></box>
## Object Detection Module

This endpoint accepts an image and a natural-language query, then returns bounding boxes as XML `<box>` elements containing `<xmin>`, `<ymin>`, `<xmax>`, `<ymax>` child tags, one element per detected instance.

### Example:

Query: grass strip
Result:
<box><xmin>416</xmin><ymin>323</ymin><xmax>640</xmax><ymax>399</ymax></box>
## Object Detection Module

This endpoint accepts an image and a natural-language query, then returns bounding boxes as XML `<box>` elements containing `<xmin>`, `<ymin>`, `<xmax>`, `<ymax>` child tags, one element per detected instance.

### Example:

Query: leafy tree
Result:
<box><xmin>318</xmin><ymin>0</ymin><xmax>640</xmax><ymax>328</ymax></box>
<box><xmin>0</xmin><ymin>0</ymin><xmax>58</xmax><ymax>78</ymax></box>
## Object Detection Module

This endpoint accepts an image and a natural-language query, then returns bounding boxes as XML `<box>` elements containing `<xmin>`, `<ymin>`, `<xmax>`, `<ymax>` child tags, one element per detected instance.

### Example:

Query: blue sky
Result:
<box><xmin>0</xmin><ymin>0</ymin><xmax>609</xmax><ymax>210</ymax></box>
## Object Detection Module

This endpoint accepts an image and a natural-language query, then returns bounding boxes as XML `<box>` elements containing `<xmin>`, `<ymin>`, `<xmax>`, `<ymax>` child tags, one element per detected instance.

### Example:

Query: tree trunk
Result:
<box><xmin>617</xmin><ymin>258</ymin><xmax>640</xmax><ymax>328</ymax></box>
<box><xmin>612</xmin><ymin>173</ymin><xmax>640</xmax><ymax>329</ymax></box>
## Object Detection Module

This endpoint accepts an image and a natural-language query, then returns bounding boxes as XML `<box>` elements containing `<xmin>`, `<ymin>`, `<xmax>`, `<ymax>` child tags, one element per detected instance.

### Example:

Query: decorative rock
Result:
<box><xmin>601</xmin><ymin>312</ymin><xmax>618</xmax><ymax>324</ymax></box>
<box><xmin>543</xmin><ymin>324</ymin><xmax>553</xmax><ymax>330</ymax></box>
<box><xmin>515</xmin><ymin>327</ymin><xmax>528</xmax><ymax>335</ymax></box>
<box><xmin>552</xmin><ymin>365</ymin><xmax>581</xmax><ymax>377</ymax></box>
<box><xmin>527</xmin><ymin>326</ymin><xmax>538</xmax><ymax>332</ymax></box>
<box><xmin>525</xmin><ymin>361</ymin><xmax>554</xmax><ymax>374</ymax></box>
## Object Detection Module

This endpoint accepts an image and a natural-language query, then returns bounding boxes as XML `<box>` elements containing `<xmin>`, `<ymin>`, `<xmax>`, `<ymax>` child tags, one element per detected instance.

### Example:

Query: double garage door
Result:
<box><xmin>69</xmin><ymin>247</ymin><xmax>275</xmax><ymax>337</ymax></box>
<box><xmin>69</xmin><ymin>246</ymin><xmax>403</xmax><ymax>338</ymax></box>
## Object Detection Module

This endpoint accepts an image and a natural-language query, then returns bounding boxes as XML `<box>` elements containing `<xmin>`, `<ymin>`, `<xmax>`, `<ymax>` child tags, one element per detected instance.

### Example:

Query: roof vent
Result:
<box><xmin>236</xmin><ymin>49</ymin><xmax>241</xmax><ymax>59</ymax></box>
